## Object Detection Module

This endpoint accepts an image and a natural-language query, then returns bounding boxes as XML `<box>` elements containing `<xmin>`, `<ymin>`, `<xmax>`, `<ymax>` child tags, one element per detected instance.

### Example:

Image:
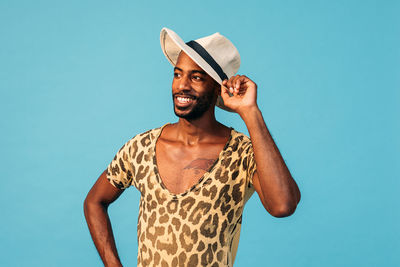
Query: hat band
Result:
<box><xmin>186</xmin><ymin>40</ymin><xmax>228</xmax><ymax>81</ymax></box>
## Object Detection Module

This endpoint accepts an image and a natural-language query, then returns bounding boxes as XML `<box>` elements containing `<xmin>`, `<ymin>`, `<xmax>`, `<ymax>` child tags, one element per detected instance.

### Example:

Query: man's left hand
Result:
<box><xmin>221</xmin><ymin>75</ymin><xmax>258</xmax><ymax>115</ymax></box>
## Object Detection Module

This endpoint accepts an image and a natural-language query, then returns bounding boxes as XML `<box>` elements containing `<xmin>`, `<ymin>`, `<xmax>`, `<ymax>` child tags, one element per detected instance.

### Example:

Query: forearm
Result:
<box><xmin>240</xmin><ymin>106</ymin><xmax>300</xmax><ymax>215</ymax></box>
<box><xmin>84</xmin><ymin>200</ymin><xmax>122</xmax><ymax>267</ymax></box>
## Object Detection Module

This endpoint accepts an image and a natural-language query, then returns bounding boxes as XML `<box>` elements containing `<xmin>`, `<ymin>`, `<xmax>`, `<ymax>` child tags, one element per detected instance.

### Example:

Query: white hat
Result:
<box><xmin>160</xmin><ymin>27</ymin><xmax>241</xmax><ymax>111</ymax></box>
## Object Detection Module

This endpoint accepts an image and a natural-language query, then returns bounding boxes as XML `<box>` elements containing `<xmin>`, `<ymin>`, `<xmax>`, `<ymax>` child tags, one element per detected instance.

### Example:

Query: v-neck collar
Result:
<box><xmin>153</xmin><ymin>123</ymin><xmax>234</xmax><ymax>199</ymax></box>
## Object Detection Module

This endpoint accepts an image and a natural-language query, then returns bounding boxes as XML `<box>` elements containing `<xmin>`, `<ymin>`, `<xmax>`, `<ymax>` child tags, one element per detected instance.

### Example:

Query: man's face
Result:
<box><xmin>172</xmin><ymin>52</ymin><xmax>219</xmax><ymax>120</ymax></box>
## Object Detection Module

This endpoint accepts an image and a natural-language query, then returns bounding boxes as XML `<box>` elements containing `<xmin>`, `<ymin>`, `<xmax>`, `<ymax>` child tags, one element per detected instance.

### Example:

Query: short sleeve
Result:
<box><xmin>106</xmin><ymin>139</ymin><xmax>136</xmax><ymax>190</ymax></box>
<box><xmin>245</xmin><ymin>142</ymin><xmax>257</xmax><ymax>186</ymax></box>
<box><xmin>240</xmin><ymin>139</ymin><xmax>256</xmax><ymax>204</ymax></box>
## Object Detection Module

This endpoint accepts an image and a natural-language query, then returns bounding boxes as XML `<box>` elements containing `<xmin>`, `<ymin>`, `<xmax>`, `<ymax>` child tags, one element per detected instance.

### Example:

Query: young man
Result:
<box><xmin>84</xmin><ymin>28</ymin><xmax>300</xmax><ymax>267</ymax></box>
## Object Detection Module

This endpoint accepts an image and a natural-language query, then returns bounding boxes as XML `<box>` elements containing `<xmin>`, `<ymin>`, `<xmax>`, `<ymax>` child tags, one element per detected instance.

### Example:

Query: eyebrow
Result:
<box><xmin>174</xmin><ymin>67</ymin><xmax>207</xmax><ymax>76</ymax></box>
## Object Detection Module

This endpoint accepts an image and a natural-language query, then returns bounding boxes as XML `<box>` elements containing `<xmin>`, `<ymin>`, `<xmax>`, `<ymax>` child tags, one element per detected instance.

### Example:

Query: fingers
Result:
<box><xmin>220</xmin><ymin>84</ymin><xmax>231</xmax><ymax>101</ymax></box>
<box><xmin>222</xmin><ymin>75</ymin><xmax>248</xmax><ymax>96</ymax></box>
<box><xmin>222</xmin><ymin>79</ymin><xmax>234</xmax><ymax>95</ymax></box>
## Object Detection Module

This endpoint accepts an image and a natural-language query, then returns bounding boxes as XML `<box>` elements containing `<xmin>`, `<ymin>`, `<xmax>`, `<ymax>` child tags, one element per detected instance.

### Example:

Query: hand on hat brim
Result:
<box><xmin>220</xmin><ymin>75</ymin><xmax>258</xmax><ymax>115</ymax></box>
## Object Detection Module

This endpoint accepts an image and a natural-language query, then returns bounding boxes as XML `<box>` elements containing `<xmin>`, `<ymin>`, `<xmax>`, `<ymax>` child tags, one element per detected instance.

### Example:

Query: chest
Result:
<box><xmin>155</xmin><ymin>141</ymin><xmax>225</xmax><ymax>195</ymax></box>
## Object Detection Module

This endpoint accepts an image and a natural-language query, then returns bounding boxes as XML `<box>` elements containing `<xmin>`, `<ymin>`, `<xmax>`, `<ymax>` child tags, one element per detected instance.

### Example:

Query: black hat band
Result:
<box><xmin>186</xmin><ymin>40</ymin><xmax>228</xmax><ymax>81</ymax></box>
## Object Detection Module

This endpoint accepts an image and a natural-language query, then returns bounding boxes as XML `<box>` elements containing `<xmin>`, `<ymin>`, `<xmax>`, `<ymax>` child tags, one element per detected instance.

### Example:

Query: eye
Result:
<box><xmin>192</xmin><ymin>75</ymin><xmax>203</xmax><ymax>81</ymax></box>
<box><xmin>174</xmin><ymin>72</ymin><xmax>181</xmax><ymax>78</ymax></box>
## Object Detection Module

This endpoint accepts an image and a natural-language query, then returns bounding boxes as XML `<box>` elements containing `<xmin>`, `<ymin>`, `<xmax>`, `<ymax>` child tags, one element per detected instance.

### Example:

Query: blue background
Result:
<box><xmin>1</xmin><ymin>0</ymin><xmax>399</xmax><ymax>266</ymax></box>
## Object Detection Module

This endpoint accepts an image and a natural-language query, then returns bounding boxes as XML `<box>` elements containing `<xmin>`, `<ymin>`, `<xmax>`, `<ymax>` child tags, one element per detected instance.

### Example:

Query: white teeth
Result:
<box><xmin>177</xmin><ymin>97</ymin><xmax>192</xmax><ymax>103</ymax></box>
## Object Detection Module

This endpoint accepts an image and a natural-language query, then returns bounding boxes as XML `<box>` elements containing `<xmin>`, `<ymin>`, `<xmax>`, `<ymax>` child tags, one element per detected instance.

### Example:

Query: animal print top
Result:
<box><xmin>107</xmin><ymin>124</ymin><xmax>257</xmax><ymax>267</ymax></box>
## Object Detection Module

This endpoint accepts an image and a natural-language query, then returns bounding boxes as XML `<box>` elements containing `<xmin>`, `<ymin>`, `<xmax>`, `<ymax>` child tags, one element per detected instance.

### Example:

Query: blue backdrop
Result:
<box><xmin>1</xmin><ymin>0</ymin><xmax>399</xmax><ymax>266</ymax></box>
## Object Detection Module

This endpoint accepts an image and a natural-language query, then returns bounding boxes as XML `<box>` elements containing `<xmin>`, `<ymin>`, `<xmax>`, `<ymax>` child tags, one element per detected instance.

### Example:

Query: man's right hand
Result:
<box><xmin>84</xmin><ymin>170</ymin><xmax>124</xmax><ymax>267</ymax></box>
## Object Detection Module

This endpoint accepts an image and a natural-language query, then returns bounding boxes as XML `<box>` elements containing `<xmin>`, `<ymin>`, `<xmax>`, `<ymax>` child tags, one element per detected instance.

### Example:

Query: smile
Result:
<box><xmin>174</xmin><ymin>95</ymin><xmax>196</xmax><ymax>107</ymax></box>
<box><xmin>177</xmin><ymin>96</ymin><xmax>193</xmax><ymax>103</ymax></box>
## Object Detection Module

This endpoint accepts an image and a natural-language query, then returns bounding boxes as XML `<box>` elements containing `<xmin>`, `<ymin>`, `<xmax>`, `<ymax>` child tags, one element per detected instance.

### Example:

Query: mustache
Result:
<box><xmin>172</xmin><ymin>92</ymin><xmax>198</xmax><ymax>99</ymax></box>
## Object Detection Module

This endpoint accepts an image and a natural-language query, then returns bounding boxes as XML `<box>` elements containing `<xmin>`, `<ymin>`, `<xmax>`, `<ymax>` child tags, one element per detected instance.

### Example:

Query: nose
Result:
<box><xmin>178</xmin><ymin>75</ymin><xmax>191</xmax><ymax>91</ymax></box>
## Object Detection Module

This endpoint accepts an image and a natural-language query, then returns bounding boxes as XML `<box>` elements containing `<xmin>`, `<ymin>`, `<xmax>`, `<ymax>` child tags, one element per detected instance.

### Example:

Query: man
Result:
<box><xmin>84</xmin><ymin>28</ymin><xmax>300</xmax><ymax>267</ymax></box>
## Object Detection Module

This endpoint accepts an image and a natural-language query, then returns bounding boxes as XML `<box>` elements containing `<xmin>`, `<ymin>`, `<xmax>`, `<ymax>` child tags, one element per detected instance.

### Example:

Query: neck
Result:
<box><xmin>175</xmin><ymin>109</ymin><xmax>221</xmax><ymax>145</ymax></box>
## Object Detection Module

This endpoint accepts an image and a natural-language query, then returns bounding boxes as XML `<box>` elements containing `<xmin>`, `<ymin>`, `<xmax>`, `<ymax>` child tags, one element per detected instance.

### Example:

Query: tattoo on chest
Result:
<box><xmin>183</xmin><ymin>158</ymin><xmax>216</xmax><ymax>174</ymax></box>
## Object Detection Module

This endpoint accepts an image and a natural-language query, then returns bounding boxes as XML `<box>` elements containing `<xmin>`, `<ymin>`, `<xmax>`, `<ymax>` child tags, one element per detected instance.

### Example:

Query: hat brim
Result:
<box><xmin>160</xmin><ymin>28</ymin><xmax>233</xmax><ymax>112</ymax></box>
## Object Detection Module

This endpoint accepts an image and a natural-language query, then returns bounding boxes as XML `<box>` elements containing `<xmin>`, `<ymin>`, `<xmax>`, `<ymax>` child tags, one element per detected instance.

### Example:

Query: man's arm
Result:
<box><xmin>221</xmin><ymin>76</ymin><xmax>300</xmax><ymax>217</ymax></box>
<box><xmin>84</xmin><ymin>170</ymin><xmax>124</xmax><ymax>267</ymax></box>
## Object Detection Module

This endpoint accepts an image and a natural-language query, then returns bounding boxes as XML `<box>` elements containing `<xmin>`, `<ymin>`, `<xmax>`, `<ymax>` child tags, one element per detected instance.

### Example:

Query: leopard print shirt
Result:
<box><xmin>107</xmin><ymin>124</ymin><xmax>256</xmax><ymax>266</ymax></box>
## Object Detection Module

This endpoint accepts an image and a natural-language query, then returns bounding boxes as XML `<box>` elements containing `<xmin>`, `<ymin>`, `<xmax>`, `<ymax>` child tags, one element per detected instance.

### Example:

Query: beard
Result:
<box><xmin>173</xmin><ymin>89</ymin><xmax>216</xmax><ymax>120</ymax></box>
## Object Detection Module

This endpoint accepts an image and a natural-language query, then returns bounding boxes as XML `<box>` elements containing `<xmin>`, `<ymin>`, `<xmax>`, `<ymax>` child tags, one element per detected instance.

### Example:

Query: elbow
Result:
<box><xmin>83</xmin><ymin>193</ymin><xmax>94</xmax><ymax>209</ymax></box>
<box><xmin>267</xmin><ymin>202</ymin><xmax>298</xmax><ymax>218</ymax></box>
<box><xmin>83</xmin><ymin>195</ymin><xmax>92</xmax><ymax>215</ymax></box>
<box><xmin>84</xmin><ymin>194</ymin><xmax>108</xmax><ymax>214</ymax></box>
<box><xmin>83</xmin><ymin>195</ymin><xmax>101</xmax><ymax>214</ymax></box>
<box><xmin>83</xmin><ymin>196</ymin><xmax>107</xmax><ymax>222</ymax></box>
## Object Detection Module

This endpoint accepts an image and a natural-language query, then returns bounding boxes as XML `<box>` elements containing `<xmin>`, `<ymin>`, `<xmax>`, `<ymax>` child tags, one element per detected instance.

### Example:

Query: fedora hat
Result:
<box><xmin>160</xmin><ymin>27</ymin><xmax>241</xmax><ymax>111</ymax></box>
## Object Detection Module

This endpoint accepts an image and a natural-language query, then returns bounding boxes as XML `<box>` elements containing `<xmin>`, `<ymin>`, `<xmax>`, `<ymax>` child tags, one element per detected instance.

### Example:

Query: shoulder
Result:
<box><xmin>230</xmin><ymin>129</ymin><xmax>252</xmax><ymax>147</ymax></box>
<box><xmin>138</xmin><ymin>124</ymin><xmax>168</xmax><ymax>140</ymax></box>
<box><xmin>135</xmin><ymin>125</ymin><xmax>163</xmax><ymax>145</ymax></box>
<box><xmin>225</xmin><ymin>129</ymin><xmax>254</xmax><ymax>158</ymax></box>
<box><xmin>119</xmin><ymin>124</ymin><xmax>167</xmax><ymax>152</ymax></box>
